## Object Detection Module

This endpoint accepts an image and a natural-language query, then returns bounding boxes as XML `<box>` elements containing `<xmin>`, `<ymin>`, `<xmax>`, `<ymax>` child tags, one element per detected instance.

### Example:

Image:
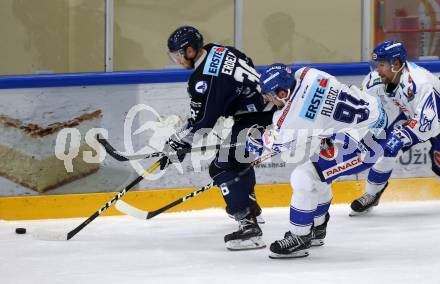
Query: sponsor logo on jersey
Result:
<box><xmin>405</xmin><ymin>119</ymin><xmax>417</xmax><ymax>129</ymax></box>
<box><xmin>221</xmin><ymin>52</ymin><xmax>237</xmax><ymax>75</ymax></box>
<box><xmin>203</xmin><ymin>46</ymin><xmax>227</xmax><ymax>76</ymax></box>
<box><xmin>195</xmin><ymin>80</ymin><xmax>208</xmax><ymax>94</ymax></box>
<box><xmin>323</xmin><ymin>155</ymin><xmax>362</xmax><ymax>179</ymax></box>
<box><xmin>299</xmin><ymin>75</ymin><xmax>329</xmax><ymax>121</ymax></box>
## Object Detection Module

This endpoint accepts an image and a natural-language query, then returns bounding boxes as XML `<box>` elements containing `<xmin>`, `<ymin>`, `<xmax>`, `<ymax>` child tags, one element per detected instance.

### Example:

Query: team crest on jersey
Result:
<box><xmin>246</xmin><ymin>104</ymin><xmax>257</xmax><ymax>112</ymax></box>
<box><xmin>434</xmin><ymin>151</ymin><xmax>440</xmax><ymax>167</ymax></box>
<box><xmin>405</xmin><ymin>119</ymin><xmax>417</xmax><ymax>129</ymax></box>
<box><xmin>195</xmin><ymin>81</ymin><xmax>208</xmax><ymax>94</ymax></box>
<box><xmin>319</xmin><ymin>144</ymin><xmax>338</xmax><ymax>161</ymax></box>
<box><xmin>406</xmin><ymin>87</ymin><xmax>414</xmax><ymax>101</ymax></box>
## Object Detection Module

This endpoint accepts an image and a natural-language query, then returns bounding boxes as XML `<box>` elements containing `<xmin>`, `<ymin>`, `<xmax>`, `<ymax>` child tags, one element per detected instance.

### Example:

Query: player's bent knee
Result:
<box><xmin>290</xmin><ymin>163</ymin><xmax>315</xmax><ymax>194</ymax></box>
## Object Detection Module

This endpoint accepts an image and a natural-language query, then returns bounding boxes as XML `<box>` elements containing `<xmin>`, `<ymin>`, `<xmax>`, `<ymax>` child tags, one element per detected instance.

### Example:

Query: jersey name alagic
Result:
<box><xmin>273</xmin><ymin>67</ymin><xmax>383</xmax><ymax>141</ymax></box>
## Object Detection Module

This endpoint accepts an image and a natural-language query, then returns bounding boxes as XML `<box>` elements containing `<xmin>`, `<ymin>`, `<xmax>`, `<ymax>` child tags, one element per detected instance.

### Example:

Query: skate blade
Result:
<box><xmin>227</xmin><ymin>214</ymin><xmax>265</xmax><ymax>224</ymax></box>
<box><xmin>311</xmin><ymin>239</ymin><xmax>324</xmax><ymax>247</ymax></box>
<box><xmin>256</xmin><ymin>215</ymin><xmax>265</xmax><ymax>224</ymax></box>
<box><xmin>349</xmin><ymin>208</ymin><xmax>373</xmax><ymax>217</ymax></box>
<box><xmin>269</xmin><ymin>250</ymin><xmax>309</xmax><ymax>259</ymax></box>
<box><xmin>225</xmin><ymin>236</ymin><xmax>266</xmax><ymax>251</ymax></box>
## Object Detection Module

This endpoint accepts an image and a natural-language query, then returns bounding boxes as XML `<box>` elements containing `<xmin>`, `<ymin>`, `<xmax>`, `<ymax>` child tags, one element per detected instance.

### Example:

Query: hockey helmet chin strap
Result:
<box><xmin>390</xmin><ymin>61</ymin><xmax>406</xmax><ymax>84</ymax></box>
<box><xmin>183</xmin><ymin>47</ymin><xmax>199</xmax><ymax>69</ymax></box>
<box><xmin>276</xmin><ymin>89</ymin><xmax>292</xmax><ymax>105</ymax></box>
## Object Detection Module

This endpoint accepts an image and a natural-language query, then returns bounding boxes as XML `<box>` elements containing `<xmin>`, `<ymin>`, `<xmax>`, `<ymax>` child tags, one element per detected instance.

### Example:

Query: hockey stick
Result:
<box><xmin>97</xmin><ymin>135</ymin><xmax>242</xmax><ymax>162</ymax></box>
<box><xmin>115</xmin><ymin>150</ymin><xmax>280</xmax><ymax>220</ymax></box>
<box><xmin>32</xmin><ymin>159</ymin><xmax>162</xmax><ymax>241</ymax></box>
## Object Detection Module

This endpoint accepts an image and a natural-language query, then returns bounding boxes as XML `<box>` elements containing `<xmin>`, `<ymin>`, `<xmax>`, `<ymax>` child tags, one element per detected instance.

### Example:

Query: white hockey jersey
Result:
<box><xmin>388</xmin><ymin>62</ymin><xmax>440</xmax><ymax>142</ymax></box>
<box><xmin>269</xmin><ymin>67</ymin><xmax>385</xmax><ymax>146</ymax></box>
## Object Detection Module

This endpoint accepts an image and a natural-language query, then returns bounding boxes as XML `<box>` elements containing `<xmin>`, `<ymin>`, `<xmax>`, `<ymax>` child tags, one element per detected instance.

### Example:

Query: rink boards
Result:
<box><xmin>1</xmin><ymin>62</ymin><xmax>440</xmax><ymax>220</ymax></box>
<box><xmin>1</xmin><ymin>177</ymin><xmax>440</xmax><ymax>220</ymax></box>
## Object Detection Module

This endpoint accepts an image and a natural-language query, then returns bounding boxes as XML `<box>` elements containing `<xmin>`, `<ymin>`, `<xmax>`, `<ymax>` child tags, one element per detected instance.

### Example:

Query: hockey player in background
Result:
<box><xmin>163</xmin><ymin>26</ymin><xmax>275</xmax><ymax>250</ymax></box>
<box><xmin>247</xmin><ymin>63</ymin><xmax>388</xmax><ymax>258</ymax></box>
<box><xmin>350</xmin><ymin>40</ymin><xmax>440</xmax><ymax>215</ymax></box>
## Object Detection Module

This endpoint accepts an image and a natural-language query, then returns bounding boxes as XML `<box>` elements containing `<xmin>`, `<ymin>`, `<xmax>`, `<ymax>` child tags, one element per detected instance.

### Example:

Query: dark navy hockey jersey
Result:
<box><xmin>178</xmin><ymin>43</ymin><xmax>271</xmax><ymax>142</ymax></box>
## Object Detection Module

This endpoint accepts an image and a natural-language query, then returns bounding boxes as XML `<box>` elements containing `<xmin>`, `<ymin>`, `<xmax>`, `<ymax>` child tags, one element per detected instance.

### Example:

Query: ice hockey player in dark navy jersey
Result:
<box><xmin>162</xmin><ymin>25</ymin><xmax>275</xmax><ymax>250</ymax></box>
<box><xmin>184</xmin><ymin>43</ymin><xmax>266</xmax><ymax>132</ymax></box>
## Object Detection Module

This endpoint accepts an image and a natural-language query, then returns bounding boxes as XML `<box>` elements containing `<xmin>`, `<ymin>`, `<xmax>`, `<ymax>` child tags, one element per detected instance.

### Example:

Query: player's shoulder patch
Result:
<box><xmin>399</xmin><ymin>73</ymin><xmax>417</xmax><ymax>102</ymax></box>
<box><xmin>195</xmin><ymin>80</ymin><xmax>208</xmax><ymax>94</ymax></box>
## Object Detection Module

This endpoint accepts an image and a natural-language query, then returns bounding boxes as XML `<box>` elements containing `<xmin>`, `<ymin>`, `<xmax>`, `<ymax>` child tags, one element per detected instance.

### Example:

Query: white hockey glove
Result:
<box><xmin>245</xmin><ymin>124</ymin><xmax>285</xmax><ymax>157</ymax></box>
<box><xmin>245</xmin><ymin>124</ymin><xmax>266</xmax><ymax>156</ymax></box>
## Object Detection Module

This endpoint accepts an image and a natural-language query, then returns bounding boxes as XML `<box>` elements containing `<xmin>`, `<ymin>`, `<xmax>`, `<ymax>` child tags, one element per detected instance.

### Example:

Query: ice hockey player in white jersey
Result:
<box><xmin>350</xmin><ymin>40</ymin><xmax>440</xmax><ymax>215</ymax></box>
<box><xmin>246</xmin><ymin>63</ymin><xmax>388</xmax><ymax>259</ymax></box>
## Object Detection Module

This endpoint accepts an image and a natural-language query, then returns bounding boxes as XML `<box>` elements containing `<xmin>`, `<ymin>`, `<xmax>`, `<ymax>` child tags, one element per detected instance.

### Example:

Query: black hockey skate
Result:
<box><xmin>269</xmin><ymin>231</ymin><xmax>312</xmax><ymax>259</ymax></box>
<box><xmin>226</xmin><ymin>192</ymin><xmax>265</xmax><ymax>224</ymax></box>
<box><xmin>311</xmin><ymin>213</ymin><xmax>330</xmax><ymax>246</ymax></box>
<box><xmin>349</xmin><ymin>182</ymin><xmax>388</xmax><ymax>216</ymax></box>
<box><xmin>224</xmin><ymin>213</ymin><xmax>266</xmax><ymax>251</ymax></box>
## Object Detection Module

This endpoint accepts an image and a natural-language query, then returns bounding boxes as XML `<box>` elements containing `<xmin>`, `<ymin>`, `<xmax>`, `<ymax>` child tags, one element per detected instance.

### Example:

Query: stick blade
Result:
<box><xmin>115</xmin><ymin>200</ymin><xmax>148</xmax><ymax>220</ymax></box>
<box><xmin>32</xmin><ymin>229</ymin><xmax>69</xmax><ymax>241</ymax></box>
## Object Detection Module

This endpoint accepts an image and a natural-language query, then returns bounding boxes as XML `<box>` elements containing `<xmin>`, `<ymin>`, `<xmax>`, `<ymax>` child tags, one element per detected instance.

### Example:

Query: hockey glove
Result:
<box><xmin>245</xmin><ymin>125</ymin><xmax>266</xmax><ymax>156</ymax></box>
<box><xmin>160</xmin><ymin>136</ymin><xmax>191</xmax><ymax>170</ymax></box>
<box><xmin>245</xmin><ymin>124</ymin><xmax>287</xmax><ymax>156</ymax></box>
<box><xmin>384</xmin><ymin>127</ymin><xmax>412</xmax><ymax>158</ymax></box>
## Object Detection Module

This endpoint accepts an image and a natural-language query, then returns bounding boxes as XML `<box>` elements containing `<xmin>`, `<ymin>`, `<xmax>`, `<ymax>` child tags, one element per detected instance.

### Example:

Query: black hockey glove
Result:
<box><xmin>159</xmin><ymin>136</ymin><xmax>191</xmax><ymax>170</ymax></box>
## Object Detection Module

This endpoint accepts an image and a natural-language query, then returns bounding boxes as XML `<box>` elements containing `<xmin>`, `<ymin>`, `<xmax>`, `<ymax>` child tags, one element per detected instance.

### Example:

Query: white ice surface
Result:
<box><xmin>1</xmin><ymin>202</ymin><xmax>440</xmax><ymax>284</ymax></box>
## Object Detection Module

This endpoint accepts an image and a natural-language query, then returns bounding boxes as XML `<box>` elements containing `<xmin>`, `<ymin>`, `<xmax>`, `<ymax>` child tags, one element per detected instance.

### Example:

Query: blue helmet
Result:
<box><xmin>372</xmin><ymin>40</ymin><xmax>407</xmax><ymax>63</ymax></box>
<box><xmin>259</xmin><ymin>63</ymin><xmax>296</xmax><ymax>94</ymax></box>
<box><xmin>167</xmin><ymin>26</ymin><xmax>203</xmax><ymax>53</ymax></box>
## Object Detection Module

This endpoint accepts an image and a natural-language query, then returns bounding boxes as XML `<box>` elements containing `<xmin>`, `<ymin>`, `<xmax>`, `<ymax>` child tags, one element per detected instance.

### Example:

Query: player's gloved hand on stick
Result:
<box><xmin>384</xmin><ymin>127</ymin><xmax>412</xmax><ymax>158</ymax></box>
<box><xmin>245</xmin><ymin>124</ymin><xmax>266</xmax><ymax>156</ymax></box>
<box><xmin>159</xmin><ymin>136</ymin><xmax>191</xmax><ymax>170</ymax></box>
